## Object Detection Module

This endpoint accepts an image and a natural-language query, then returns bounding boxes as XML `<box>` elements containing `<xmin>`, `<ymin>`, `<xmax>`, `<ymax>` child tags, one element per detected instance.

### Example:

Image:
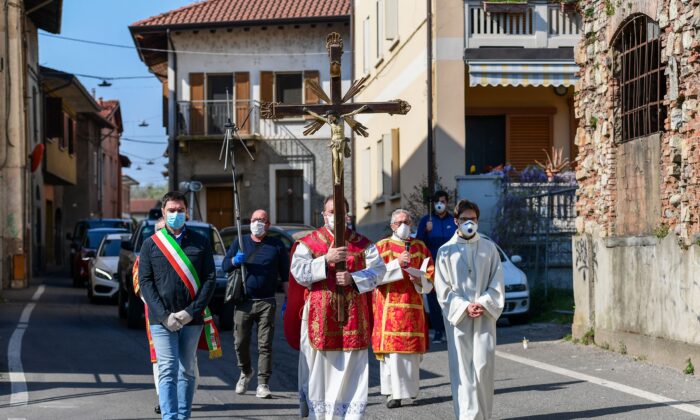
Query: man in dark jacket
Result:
<box><xmin>416</xmin><ymin>190</ymin><xmax>454</xmax><ymax>343</ymax></box>
<box><xmin>139</xmin><ymin>191</ymin><xmax>216</xmax><ymax>420</ymax></box>
<box><xmin>222</xmin><ymin>209</ymin><xmax>289</xmax><ymax>399</ymax></box>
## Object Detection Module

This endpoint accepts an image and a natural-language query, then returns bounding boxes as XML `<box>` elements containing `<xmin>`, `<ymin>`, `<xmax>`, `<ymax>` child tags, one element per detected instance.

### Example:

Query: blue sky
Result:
<box><xmin>39</xmin><ymin>0</ymin><xmax>194</xmax><ymax>186</ymax></box>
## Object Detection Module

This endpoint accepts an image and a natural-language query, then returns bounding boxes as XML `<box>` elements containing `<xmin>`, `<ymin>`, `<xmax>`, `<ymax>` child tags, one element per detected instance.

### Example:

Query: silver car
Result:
<box><xmin>88</xmin><ymin>233</ymin><xmax>130</xmax><ymax>303</ymax></box>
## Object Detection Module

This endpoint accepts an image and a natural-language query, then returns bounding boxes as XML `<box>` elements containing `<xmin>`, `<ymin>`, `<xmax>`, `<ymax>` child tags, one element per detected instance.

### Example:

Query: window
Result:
<box><xmin>275</xmin><ymin>73</ymin><xmax>303</xmax><ymax>105</ymax></box>
<box><xmin>376</xmin><ymin>0</ymin><xmax>384</xmax><ymax>59</ymax></box>
<box><xmin>45</xmin><ymin>97</ymin><xmax>63</xmax><ymax>142</ymax></box>
<box><xmin>206</xmin><ymin>74</ymin><xmax>232</xmax><ymax>134</ymax></box>
<box><xmin>67</xmin><ymin>118</ymin><xmax>75</xmax><ymax>155</ymax></box>
<box><xmin>363</xmin><ymin>17</ymin><xmax>370</xmax><ymax>74</ymax></box>
<box><xmin>612</xmin><ymin>14</ymin><xmax>666</xmax><ymax>142</ymax></box>
<box><xmin>385</xmin><ymin>0</ymin><xmax>398</xmax><ymax>41</ymax></box>
<box><xmin>360</xmin><ymin>146</ymin><xmax>372</xmax><ymax>205</ymax></box>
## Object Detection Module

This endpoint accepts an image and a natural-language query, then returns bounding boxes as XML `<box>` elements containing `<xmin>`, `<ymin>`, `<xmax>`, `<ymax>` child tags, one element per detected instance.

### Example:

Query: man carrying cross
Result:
<box><xmin>290</xmin><ymin>196</ymin><xmax>386</xmax><ymax>419</ymax></box>
<box><xmin>263</xmin><ymin>32</ymin><xmax>409</xmax><ymax>419</ymax></box>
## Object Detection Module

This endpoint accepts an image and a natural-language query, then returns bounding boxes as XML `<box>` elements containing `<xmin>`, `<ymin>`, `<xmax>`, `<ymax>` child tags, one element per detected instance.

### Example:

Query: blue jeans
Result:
<box><xmin>150</xmin><ymin>323</ymin><xmax>202</xmax><ymax>420</ymax></box>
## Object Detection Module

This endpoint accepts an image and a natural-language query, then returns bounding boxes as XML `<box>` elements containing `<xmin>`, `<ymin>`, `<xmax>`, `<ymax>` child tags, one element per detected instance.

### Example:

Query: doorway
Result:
<box><xmin>275</xmin><ymin>169</ymin><xmax>303</xmax><ymax>223</ymax></box>
<box><xmin>206</xmin><ymin>187</ymin><xmax>234</xmax><ymax>230</ymax></box>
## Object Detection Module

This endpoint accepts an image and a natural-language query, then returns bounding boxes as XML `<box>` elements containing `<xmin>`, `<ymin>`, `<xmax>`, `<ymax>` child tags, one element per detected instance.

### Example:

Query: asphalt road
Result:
<box><xmin>1</xmin><ymin>273</ymin><xmax>699</xmax><ymax>419</ymax></box>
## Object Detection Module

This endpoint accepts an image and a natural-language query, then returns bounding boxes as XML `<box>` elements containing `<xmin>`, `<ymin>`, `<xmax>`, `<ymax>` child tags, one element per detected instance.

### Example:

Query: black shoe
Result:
<box><xmin>154</xmin><ymin>405</ymin><xmax>161</xmax><ymax>414</ymax></box>
<box><xmin>387</xmin><ymin>399</ymin><xmax>402</xmax><ymax>409</ymax></box>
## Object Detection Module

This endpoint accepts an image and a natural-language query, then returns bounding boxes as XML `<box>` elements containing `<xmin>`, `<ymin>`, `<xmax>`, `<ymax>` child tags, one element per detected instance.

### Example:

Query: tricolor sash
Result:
<box><xmin>151</xmin><ymin>228</ymin><xmax>222</xmax><ymax>359</ymax></box>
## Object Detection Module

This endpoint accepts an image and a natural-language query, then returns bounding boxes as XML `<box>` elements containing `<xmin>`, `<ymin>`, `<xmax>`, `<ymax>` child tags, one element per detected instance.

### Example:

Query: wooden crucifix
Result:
<box><xmin>261</xmin><ymin>32</ymin><xmax>411</xmax><ymax>323</ymax></box>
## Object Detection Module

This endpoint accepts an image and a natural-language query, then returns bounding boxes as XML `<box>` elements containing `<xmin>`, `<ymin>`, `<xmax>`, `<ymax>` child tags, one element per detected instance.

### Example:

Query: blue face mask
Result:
<box><xmin>166</xmin><ymin>211</ymin><xmax>186</xmax><ymax>230</ymax></box>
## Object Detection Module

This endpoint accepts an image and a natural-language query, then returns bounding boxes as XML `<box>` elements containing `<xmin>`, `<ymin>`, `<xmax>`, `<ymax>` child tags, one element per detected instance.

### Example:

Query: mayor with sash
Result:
<box><xmin>138</xmin><ymin>191</ymin><xmax>219</xmax><ymax>420</ymax></box>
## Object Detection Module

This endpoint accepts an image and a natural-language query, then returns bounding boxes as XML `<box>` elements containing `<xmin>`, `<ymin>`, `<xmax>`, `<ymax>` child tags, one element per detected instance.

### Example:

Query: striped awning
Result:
<box><xmin>467</xmin><ymin>60</ymin><xmax>579</xmax><ymax>87</ymax></box>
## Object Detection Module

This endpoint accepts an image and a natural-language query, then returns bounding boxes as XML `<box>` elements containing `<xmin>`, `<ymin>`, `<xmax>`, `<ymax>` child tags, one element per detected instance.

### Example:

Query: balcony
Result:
<box><xmin>465</xmin><ymin>0</ymin><xmax>582</xmax><ymax>49</ymax></box>
<box><xmin>177</xmin><ymin>100</ymin><xmax>260</xmax><ymax>138</ymax></box>
<box><xmin>45</xmin><ymin>138</ymin><xmax>77</xmax><ymax>185</ymax></box>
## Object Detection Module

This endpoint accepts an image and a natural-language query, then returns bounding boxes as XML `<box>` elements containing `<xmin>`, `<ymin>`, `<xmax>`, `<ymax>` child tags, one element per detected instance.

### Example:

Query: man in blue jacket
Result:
<box><xmin>223</xmin><ymin>209</ymin><xmax>290</xmax><ymax>399</ymax></box>
<box><xmin>138</xmin><ymin>191</ymin><xmax>216</xmax><ymax>420</ymax></box>
<box><xmin>416</xmin><ymin>190</ymin><xmax>455</xmax><ymax>343</ymax></box>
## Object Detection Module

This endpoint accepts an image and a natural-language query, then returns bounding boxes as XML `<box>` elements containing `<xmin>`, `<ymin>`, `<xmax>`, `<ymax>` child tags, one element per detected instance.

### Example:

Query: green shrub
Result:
<box><xmin>684</xmin><ymin>358</ymin><xmax>695</xmax><ymax>375</ymax></box>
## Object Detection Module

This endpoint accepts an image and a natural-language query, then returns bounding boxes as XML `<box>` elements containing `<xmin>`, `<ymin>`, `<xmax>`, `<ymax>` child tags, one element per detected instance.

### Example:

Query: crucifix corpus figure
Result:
<box><xmin>265</xmin><ymin>31</ymin><xmax>410</xmax><ymax>420</ymax></box>
<box><xmin>304</xmin><ymin>106</ymin><xmax>367</xmax><ymax>185</ymax></box>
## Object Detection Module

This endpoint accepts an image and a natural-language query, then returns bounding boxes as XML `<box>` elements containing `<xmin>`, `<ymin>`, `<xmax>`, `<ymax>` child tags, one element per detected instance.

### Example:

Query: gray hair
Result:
<box><xmin>390</xmin><ymin>208</ymin><xmax>412</xmax><ymax>225</ymax></box>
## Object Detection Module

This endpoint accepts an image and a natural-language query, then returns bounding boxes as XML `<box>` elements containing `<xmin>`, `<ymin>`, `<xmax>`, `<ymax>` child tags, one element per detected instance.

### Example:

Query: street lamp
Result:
<box><xmin>98</xmin><ymin>79</ymin><xmax>112</xmax><ymax>87</ymax></box>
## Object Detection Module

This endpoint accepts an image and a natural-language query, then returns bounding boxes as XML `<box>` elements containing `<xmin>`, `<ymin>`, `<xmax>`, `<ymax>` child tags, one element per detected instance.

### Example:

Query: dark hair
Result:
<box><xmin>323</xmin><ymin>195</ymin><xmax>349</xmax><ymax>212</ymax></box>
<box><xmin>161</xmin><ymin>191</ymin><xmax>188</xmax><ymax>209</ymax></box>
<box><xmin>434</xmin><ymin>190</ymin><xmax>449</xmax><ymax>202</ymax></box>
<box><xmin>453</xmin><ymin>199</ymin><xmax>480</xmax><ymax>220</ymax></box>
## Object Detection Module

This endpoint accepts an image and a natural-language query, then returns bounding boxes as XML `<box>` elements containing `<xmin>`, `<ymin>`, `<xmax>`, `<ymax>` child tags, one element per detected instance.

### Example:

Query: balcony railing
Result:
<box><xmin>465</xmin><ymin>0</ymin><xmax>582</xmax><ymax>49</ymax></box>
<box><xmin>177</xmin><ymin>100</ymin><xmax>259</xmax><ymax>137</ymax></box>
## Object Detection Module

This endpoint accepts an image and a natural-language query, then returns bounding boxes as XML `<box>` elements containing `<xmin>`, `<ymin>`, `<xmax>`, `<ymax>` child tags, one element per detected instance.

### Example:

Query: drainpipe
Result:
<box><xmin>426</xmin><ymin>0</ymin><xmax>435</xmax><ymax>198</ymax></box>
<box><xmin>167</xmin><ymin>29</ymin><xmax>178</xmax><ymax>191</ymax></box>
<box><xmin>0</xmin><ymin>0</ymin><xmax>10</xmax><ymax>170</ymax></box>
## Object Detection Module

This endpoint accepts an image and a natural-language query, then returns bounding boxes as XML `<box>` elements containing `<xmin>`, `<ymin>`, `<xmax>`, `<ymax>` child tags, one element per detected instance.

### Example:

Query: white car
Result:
<box><xmin>88</xmin><ymin>233</ymin><xmax>130</xmax><ymax>303</ymax></box>
<box><xmin>482</xmin><ymin>234</ymin><xmax>530</xmax><ymax>325</ymax></box>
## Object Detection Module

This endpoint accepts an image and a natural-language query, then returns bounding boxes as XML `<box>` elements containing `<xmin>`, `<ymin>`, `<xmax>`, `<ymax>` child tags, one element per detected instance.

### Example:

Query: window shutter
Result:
<box><xmin>189</xmin><ymin>73</ymin><xmax>204</xmax><ymax>135</ymax></box>
<box><xmin>260</xmin><ymin>71</ymin><xmax>274</xmax><ymax>102</ymax></box>
<box><xmin>382</xmin><ymin>133</ymin><xmax>392</xmax><ymax>196</ymax></box>
<box><xmin>304</xmin><ymin>71</ymin><xmax>320</xmax><ymax>104</ymax></box>
<box><xmin>506</xmin><ymin>115</ymin><xmax>551</xmax><ymax>171</ymax></box>
<box><xmin>390</xmin><ymin>128</ymin><xmax>400</xmax><ymax>194</ymax></box>
<box><xmin>385</xmin><ymin>0</ymin><xmax>398</xmax><ymax>40</ymax></box>
<box><xmin>235</xmin><ymin>72</ymin><xmax>251</xmax><ymax>133</ymax></box>
<box><xmin>45</xmin><ymin>97</ymin><xmax>63</xmax><ymax>140</ymax></box>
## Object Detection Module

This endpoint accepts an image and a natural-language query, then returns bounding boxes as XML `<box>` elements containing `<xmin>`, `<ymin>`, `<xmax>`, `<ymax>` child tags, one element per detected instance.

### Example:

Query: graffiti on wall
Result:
<box><xmin>575</xmin><ymin>235</ymin><xmax>597</xmax><ymax>282</ymax></box>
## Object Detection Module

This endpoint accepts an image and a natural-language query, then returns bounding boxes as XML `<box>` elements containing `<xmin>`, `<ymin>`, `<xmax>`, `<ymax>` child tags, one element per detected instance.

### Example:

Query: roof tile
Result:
<box><xmin>131</xmin><ymin>0</ymin><xmax>349</xmax><ymax>28</ymax></box>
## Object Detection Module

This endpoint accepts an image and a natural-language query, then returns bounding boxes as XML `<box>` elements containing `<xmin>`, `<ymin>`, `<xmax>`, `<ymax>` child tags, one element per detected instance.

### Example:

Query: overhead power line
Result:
<box><xmin>121</xmin><ymin>137</ymin><xmax>168</xmax><ymax>145</ymax></box>
<box><xmin>39</xmin><ymin>33</ymin><xmax>346</xmax><ymax>57</ymax></box>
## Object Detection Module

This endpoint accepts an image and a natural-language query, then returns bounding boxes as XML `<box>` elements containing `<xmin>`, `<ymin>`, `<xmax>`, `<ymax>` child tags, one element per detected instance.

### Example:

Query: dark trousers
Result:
<box><xmin>233</xmin><ymin>298</ymin><xmax>276</xmax><ymax>384</ymax></box>
<box><xmin>426</xmin><ymin>290</ymin><xmax>445</xmax><ymax>333</ymax></box>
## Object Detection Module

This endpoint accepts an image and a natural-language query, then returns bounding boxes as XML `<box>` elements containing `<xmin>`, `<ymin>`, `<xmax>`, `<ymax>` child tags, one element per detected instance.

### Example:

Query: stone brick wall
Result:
<box><xmin>575</xmin><ymin>0</ymin><xmax>700</xmax><ymax>245</ymax></box>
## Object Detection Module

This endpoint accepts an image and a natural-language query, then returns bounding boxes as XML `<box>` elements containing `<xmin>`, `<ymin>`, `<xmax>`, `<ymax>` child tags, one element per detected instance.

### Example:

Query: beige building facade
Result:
<box><xmin>353</xmin><ymin>0</ymin><xmax>581</xmax><ymax>240</ymax></box>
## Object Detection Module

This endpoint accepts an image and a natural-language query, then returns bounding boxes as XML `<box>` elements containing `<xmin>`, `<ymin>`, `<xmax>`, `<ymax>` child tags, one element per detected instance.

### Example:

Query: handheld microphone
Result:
<box><xmin>403</xmin><ymin>241</ymin><xmax>411</xmax><ymax>267</ymax></box>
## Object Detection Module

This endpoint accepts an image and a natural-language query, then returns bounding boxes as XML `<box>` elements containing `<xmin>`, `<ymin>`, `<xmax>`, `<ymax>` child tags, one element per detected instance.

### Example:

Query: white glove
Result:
<box><xmin>163</xmin><ymin>313</ymin><xmax>183</xmax><ymax>332</ymax></box>
<box><xmin>174</xmin><ymin>309</ymin><xmax>193</xmax><ymax>326</ymax></box>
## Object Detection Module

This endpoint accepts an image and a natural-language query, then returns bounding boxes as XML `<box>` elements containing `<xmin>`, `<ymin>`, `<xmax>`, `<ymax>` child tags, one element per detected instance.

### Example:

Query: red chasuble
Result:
<box><xmin>372</xmin><ymin>238</ymin><xmax>435</xmax><ymax>357</ymax></box>
<box><xmin>284</xmin><ymin>227</ymin><xmax>373</xmax><ymax>351</ymax></box>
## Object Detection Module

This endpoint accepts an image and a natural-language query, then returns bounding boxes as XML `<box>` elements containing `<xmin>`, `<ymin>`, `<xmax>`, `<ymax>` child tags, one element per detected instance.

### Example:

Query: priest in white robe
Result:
<box><xmin>434</xmin><ymin>199</ymin><xmax>504</xmax><ymax>420</ymax></box>
<box><xmin>291</xmin><ymin>197</ymin><xmax>386</xmax><ymax>419</ymax></box>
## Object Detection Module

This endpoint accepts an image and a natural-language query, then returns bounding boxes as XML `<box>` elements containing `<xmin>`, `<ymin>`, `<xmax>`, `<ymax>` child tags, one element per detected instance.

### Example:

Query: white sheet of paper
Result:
<box><xmin>403</xmin><ymin>257</ymin><xmax>430</xmax><ymax>278</ymax></box>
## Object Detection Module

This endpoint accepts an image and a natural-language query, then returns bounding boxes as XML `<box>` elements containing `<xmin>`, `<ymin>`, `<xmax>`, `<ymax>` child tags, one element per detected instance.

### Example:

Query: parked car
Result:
<box><xmin>73</xmin><ymin>227</ymin><xmax>129</xmax><ymax>287</ymax></box>
<box><xmin>117</xmin><ymin>220</ymin><xmax>232</xmax><ymax>330</ymax></box>
<box><xmin>481</xmin><ymin>234</ymin><xmax>530</xmax><ymax>325</ymax></box>
<box><xmin>219</xmin><ymin>223</ymin><xmax>316</xmax><ymax>251</ymax></box>
<box><xmin>68</xmin><ymin>219</ymin><xmax>133</xmax><ymax>281</ymax></box>
<box><xmin>87</xmin><ymin>233</ymin><xmax>131</xmax><ymax>303</ymax></box>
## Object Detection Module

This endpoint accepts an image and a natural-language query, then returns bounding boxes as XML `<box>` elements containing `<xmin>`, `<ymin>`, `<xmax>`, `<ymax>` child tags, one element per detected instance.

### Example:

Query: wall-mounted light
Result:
<box><xmin>553</xmin><ymin>85</ymin><xmax>568</xmax><ymax>96</ymax></box>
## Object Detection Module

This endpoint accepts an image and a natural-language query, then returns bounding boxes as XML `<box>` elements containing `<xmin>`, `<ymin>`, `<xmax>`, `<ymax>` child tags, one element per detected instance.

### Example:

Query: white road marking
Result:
<box><xmin>8</xmin><ymin>285</ymin><xmax>45</xmax><ymax>407</ymax></box>
<box><xmin>497</xmin><ymin>350</ymin><xmax>700</xmax><ymax>417</ymax></box>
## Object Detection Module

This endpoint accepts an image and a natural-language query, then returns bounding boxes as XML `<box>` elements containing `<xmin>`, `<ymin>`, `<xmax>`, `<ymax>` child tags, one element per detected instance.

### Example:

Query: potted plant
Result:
<box><xmin>535</xmin><ymin>147</ymin><xmax>570</xmax><ymax>182</ymax></box>
<box><xmin>482</xmin><ymin>0</ymin><xmax>528</xmax><ymax>14</ymax></box>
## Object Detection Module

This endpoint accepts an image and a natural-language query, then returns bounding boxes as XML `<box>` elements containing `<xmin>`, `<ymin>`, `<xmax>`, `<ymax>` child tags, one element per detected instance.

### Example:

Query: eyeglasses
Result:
<box><xmin>251</xmin><ymin>218</ymin><xmax>268</xmax><ymax>223</ymax></box>
<box><xmin>457</xmin><ymin>216</ymin><xmax>477</xmax><ymax>223</ymax></box>
<box><xmin>391</xmin><ymin>221</ymin><xmax>411</xmax><ymax>226</ymax></box>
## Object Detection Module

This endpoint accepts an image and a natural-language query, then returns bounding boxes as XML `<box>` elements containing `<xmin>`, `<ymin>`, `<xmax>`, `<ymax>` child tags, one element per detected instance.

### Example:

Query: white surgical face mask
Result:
<box><xmin>460</xmin><ymin>220</ymin><xmax>478</xmax><ymax>238</ymax></box>
<box><xmin>434</xmin><ymin>202</ymin><xmax>446</xmax><ymax>213</ymax></box>
<box><xmin>251</xmin><ymin>221</ymin><xmax>266</xmax><ymax>237</ymax></box>
<box><xmin>395</xmin><ymin>223</ymin><xmax>411</xmax><ymax>240</ymax></box>
<box><xmin>325</xmin><ymin>214</ymin><xmax>335</xmax><ymax>231</ymax></box>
